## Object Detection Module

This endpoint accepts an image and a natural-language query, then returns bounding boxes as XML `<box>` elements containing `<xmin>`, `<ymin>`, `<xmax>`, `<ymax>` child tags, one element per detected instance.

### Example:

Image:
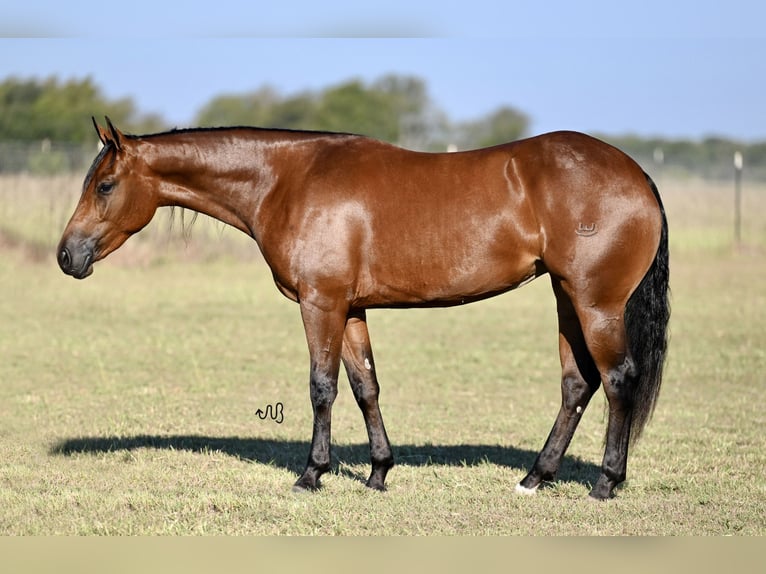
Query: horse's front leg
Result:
<box><xmin>293</xmin><ymin>296</ymin><xmax>347</xmax><ymax>492</ymax></box>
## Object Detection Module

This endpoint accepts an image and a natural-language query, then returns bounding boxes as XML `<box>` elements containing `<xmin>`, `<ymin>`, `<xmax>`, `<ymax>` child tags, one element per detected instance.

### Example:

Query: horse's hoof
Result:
<box><xmin>365</xmin><ymin>480</ymin><xmax>387</xmax><ymax>492</ymax></box>
<box><xmin>292</xmin><ymin>478</ymin><xmax>321</xmax><ymax>493</ymax></box>
<box><xmin>587</xmin><ymin>490</ymin><xmax>614</xmax><ymax>501</ymax></box>
<box><xmin>588</xmin><ymin>475</ymin><xmax>617</xmax><ymax>500</ymax></box>
<box><xmin>515</xmin><ymin>482</ymin><xmax>539</xmax><ymax>496</ymax></box>
<box><xmin>292</xmin><ymin>484</ymin><xmax>311</xmax><ymax>494</ymax></box>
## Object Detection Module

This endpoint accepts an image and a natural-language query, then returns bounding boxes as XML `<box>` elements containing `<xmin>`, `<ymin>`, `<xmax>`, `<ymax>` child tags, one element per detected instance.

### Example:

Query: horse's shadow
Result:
<box><xmin>49</xmin><ymin>434</ymin><xmax>602</xmax><ymax>489</ymax></box>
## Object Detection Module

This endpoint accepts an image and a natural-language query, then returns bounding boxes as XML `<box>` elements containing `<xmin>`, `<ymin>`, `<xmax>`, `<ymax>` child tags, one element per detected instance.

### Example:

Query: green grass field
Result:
<box><xmin>0</xmin><ymin>174</ymin><xmax>764</xmax><ymax>534</ymax></box>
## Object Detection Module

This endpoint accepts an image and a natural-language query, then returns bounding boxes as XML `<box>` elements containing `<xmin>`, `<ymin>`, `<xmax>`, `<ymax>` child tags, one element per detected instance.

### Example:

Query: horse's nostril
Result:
<box><xmin>58</xmin><ymin>247</ymin><xmax>71</xmax><ymax>269</ymax></box>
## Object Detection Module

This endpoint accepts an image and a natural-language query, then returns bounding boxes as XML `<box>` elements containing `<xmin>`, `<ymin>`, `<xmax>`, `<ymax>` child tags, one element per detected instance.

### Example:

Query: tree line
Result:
<box><xmin>0</xmin><ymin>75</ymin><xmax>527</xmax><ymax>151</ymax></box>
<box><xmin>1</xmin><ymin>74</ymin><xmax>763</xmax><ymax>179</ymax></box>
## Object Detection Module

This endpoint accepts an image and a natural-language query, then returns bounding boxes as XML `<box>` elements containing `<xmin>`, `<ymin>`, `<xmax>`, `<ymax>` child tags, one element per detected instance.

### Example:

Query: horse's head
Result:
<box><xmin>57</xmin><ymin>118</ymin><xmax>159</xmax><ymax>279</ymax></box>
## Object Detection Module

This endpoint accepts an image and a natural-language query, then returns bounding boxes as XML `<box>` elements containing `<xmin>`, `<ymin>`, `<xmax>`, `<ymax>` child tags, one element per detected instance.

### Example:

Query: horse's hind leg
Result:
<box><xmin>341</xmin><ymin>309</ymin><xmax>394</xmax><ymax>490</ymax></box>
<box><xmin>576</xmin><ymin>304</ymin><xmax>637</xmax><ymax>500</ymax></box>
<box><xmin>517</xmin><ymin>277</ymin><xmax>601</xmax><ymax>494</ymax></box>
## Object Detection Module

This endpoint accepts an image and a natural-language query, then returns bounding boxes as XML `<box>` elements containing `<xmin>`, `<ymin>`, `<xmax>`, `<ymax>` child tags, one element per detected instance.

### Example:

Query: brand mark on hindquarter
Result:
<box><xmin>575</xmin><ymin>222</ymin><xmax>597</xmax><ymax>237</ymax></box>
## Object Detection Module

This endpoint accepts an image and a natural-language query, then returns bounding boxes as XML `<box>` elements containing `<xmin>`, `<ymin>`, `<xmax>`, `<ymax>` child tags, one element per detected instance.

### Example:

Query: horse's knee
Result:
<box><xmin>310</xmin><ymin>370</ymin><xmax>338</xmax><ymax>410</ymax></box>
<box><xmin>349</xmin><ymin>374</ymin><xmax>379</xmax><ymax>408</ymax></box>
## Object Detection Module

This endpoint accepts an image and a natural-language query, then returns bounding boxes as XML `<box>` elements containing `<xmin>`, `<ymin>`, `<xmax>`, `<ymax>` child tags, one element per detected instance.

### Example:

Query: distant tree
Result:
<box><xmin>451</xmin><ymin>105</ymin><xmax>529</xmax><ymax>150</ymax></box>
<box><xmin>373</xmin><ymin>74</ymin><xmax>429</xmax><ymax>117</ymax></box>
<box><xmin>746</xmin><ymin>142</ymin><xmax>766</xmax><ymax>166</ymax></box>
<box><xmin>195</xmin><ymin>86</ymin><xmax>320</xmax><ymax>131</ymax></box>
<box><xmin>312</xmin><ymin>79</ymin><xmax>398</xmax><ymax>141</ymax></box>
<box><xmin>0</xmin><ymin>76</ymin><xmax>165</xmax><ymax>143</ymax></box>
<box><xmin>5</xmin><ymin>74</ymin><xmax>766</xmax><ymax>179</ymax></box>
<box><xmin>372</xmin><ymin>74</ymin><xmax>448</xmax><ymax>150</ymax></box>
<box><xmin>195</xmin><ymin>86</ymin><xmax>281</xmax><ymax>127</ymax></box>
<box><xmin>269</xmin><ymin>92</ymin><xmax>319</xmax><ymax>129</ymax></box>
<box><xmin>130</xmin><ymin>112</ymin><xmax>167</xmax><ymax>135</ymax></box>
<box><xmin>192</xmin><ymin>75</ymin><xmax>444</xmax><ymax>147</ymax></box>
<box><xmin>600</xmin><ymin>134</ymin><xmax>766</xmax><ymax>180</ymax></box>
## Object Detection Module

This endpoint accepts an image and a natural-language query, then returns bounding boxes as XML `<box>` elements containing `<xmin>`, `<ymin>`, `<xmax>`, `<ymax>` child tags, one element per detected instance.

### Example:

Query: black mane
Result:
<box><xmin>132</xmin><ymin>124</ymin><xmax>360</xmax><ymax>141</ymax></box>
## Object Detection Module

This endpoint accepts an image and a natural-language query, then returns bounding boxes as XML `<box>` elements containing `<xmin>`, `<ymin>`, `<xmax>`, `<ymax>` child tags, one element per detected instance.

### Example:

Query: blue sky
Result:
<box><xmin>2</xmin><ymin>1</ymin><xmax>765</xmax><ymax>141</ymax></box>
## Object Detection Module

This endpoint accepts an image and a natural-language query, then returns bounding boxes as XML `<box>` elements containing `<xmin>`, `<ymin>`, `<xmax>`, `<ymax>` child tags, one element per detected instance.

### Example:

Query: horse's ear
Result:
<box><xmin>105</xmin><ymin>116</ymin><xmax>124</xmax><ymax>151</ymax></box>
<box><xmin>93</xmin><ymin>116</ymin><xmax>112</xmax><ymax>147</ymax></box>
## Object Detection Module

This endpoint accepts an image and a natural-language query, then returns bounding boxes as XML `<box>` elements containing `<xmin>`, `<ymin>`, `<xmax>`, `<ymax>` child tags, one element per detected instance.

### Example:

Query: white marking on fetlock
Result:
<box><xmin>515</xmin><ymin>483</ymin><xmax>539</xmax><ymax>496</ymax></box>
<box><xmin>364</xmin><ymin>358</ymin><xmax>372</xmax><ymax>370</ymax></box>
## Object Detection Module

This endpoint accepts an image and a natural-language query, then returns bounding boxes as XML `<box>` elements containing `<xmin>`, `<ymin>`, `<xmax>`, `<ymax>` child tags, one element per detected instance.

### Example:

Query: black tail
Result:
<box><xmin>624</xmin><ymin>173</ymin><xmax>670</xmax><ymax>444</ymax></box>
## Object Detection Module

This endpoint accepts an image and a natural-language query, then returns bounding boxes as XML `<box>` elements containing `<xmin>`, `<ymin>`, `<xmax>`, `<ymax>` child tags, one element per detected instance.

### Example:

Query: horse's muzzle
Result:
<box><xmin>57</xmin><ymin>238</ymin><xmax>95</xmax><ymax>279</ymax></box>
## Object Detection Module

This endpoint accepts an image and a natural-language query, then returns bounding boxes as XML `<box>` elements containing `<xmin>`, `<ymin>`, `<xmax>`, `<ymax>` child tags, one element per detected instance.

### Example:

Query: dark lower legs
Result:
<box><xmin>293</xmin><ymin>364</ymin><xmax>339</xmax><ymax>491</ymax></box>
<box><xmin>516</xmin><ymin>373</ymin><xmax>600</xmax><ymax>494</ymax></box>
<box><xmin>589</xmin><ymin>355</ymin><xmax>637</xmax><ymax>499</ymax></box>
<box><xmin>294</xmin><ymin>304</ymin><xmax>393</xmax><ymax>492</ymax></box>
<box><xmin>519</xmin><ymin>279</ymin><xmax>637</xmax><ymax>499</ymax></box>
<box><xmin>341</xmin><ymin>310</ymin><xmax>394</xmax><ymax>490</ymax></box>
<box><xmin>518</xmin><ymin>280</ymin><xmax>601</xmax><ymax>493</ymax></box>
<box><xmin>292</xmin><ymin>282</ymin><xmax>636</xmax><ymax>498</ymax></box>
<box><xmin>292</xmin><ymin>299</ymin><xmax>344</xmax><ymax>491</ymax></box>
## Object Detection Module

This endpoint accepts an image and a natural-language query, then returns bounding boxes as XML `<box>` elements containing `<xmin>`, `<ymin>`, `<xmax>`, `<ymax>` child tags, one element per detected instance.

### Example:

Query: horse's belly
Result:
<box><xmin>358</xmin><ymin>244</ymin><xmax>540</xmax><ymax>308</ymax></box>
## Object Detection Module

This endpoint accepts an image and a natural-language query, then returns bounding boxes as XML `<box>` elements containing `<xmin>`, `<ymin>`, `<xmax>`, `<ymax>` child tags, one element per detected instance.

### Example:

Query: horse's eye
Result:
<box><xmin>97</xmin><ymin>182</ymin><xmax>115</xmax><ymax>195</ymax></box>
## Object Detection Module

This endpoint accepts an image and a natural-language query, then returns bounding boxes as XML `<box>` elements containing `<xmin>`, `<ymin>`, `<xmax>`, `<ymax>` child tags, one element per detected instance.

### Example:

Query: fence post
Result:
<box><xmin>734</xmin><ymin>151</ymin><xmax>743</xmax><ymax>247</ymax></box>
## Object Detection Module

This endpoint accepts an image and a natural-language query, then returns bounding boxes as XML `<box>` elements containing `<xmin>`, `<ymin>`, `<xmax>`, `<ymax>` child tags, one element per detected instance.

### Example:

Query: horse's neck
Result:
<box><xmin>147</xmin><ymin>133</ymin><xmax>281</xmax><ymax>238</ymax></box>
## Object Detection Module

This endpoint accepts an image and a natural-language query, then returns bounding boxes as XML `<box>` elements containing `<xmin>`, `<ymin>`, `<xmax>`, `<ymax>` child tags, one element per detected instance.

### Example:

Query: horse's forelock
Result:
<box><xmin>82</xmin><ymin>143</ymin><xmax>114</xmax><ymax>193</ymax></box>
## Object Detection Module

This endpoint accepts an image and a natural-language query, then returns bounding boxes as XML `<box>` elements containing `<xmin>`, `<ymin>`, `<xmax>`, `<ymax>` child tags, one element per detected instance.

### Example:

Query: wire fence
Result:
<box><xmin>0</xmin><ymin>141</ymin><xmax>98</xmax><ymax>175</ymax></box>
<box><xmin>2</xmin><ymin>138</ymin><xmax>766</xmax><ymax>182</ymax></box>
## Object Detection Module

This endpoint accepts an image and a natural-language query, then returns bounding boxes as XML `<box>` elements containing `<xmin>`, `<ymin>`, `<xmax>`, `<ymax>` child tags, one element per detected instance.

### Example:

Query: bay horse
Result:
<box><xmin>58</xmin><ymin>118</ymin><xmax>669</xmax><ymax>500</ymax></box>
